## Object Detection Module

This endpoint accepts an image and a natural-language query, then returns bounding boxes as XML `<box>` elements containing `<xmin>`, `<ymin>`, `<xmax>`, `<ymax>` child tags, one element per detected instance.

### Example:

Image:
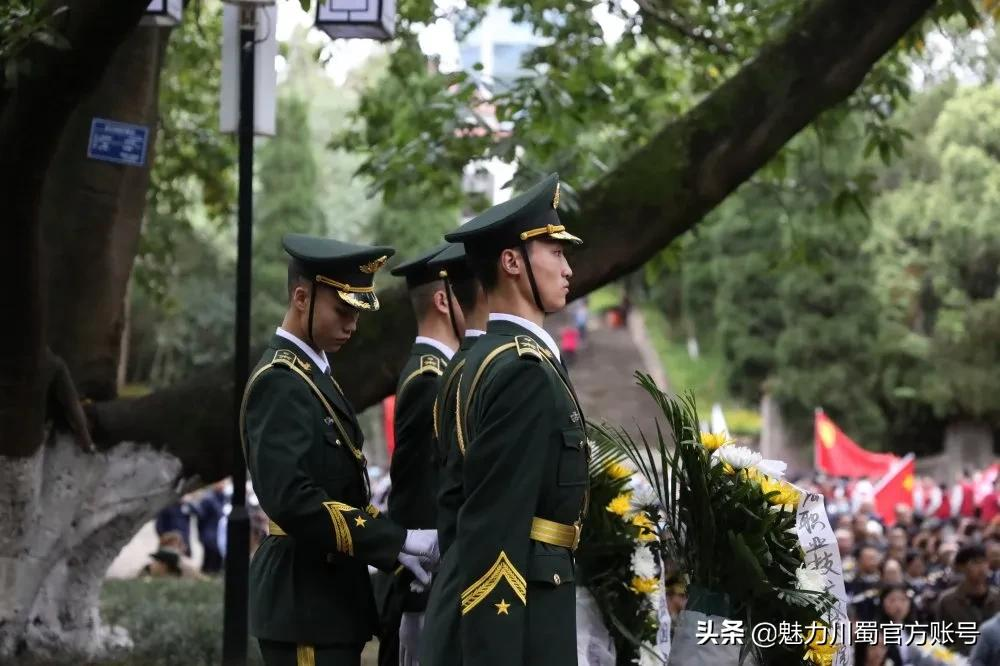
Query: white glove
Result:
<box><xmin>403</xmin><ymin>529</ymin><xmax>440</xmax><ymax>564</ymax></box>
<box><xmin>398</xmin><ymin>552</ymin><xmax>432</xmax><ymax>586</ymax></box>
<box><xmin>399</xmin><ymin>611</ymin><xmax>424</xmax><ymax>666</ymax></box>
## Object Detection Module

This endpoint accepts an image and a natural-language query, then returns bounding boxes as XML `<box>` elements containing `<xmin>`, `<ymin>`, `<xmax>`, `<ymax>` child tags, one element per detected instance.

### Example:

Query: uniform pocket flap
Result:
<box><xmin>526</xmin><ymin>552</ymin><xmax>575</xmax><ymax>586</ymax></box>
<box><xmin>561</xmin><ymin>428</ymin><xmax>583</xmax><ymax>449</ymax></box>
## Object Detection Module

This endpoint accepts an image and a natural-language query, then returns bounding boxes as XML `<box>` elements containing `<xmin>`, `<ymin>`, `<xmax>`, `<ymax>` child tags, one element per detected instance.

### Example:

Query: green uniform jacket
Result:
<box><xmin>433</xmin><ymin>333</ymin><xmax>482</xmax><ymax>556</ymax></box>
<box><xmin>243</xmin><ymin>335</ymin><xmax>406</xmax><ymax>646</ymax></box>
<box><xmin>420</xmin><ymin>333</ymin><xmax>481</xmax><ymax>666</ymax></box>
<box><xmin>422</xmin><ymin>319</ymin><xmax>589</xmax><ymax>666</ymax></box>
<box><xmin>385</xmin><ymin>342</ymin><xmax>447</xmax><ymax>621</ymax></box>
<box><xmin>388</xmin><ymin>342</ymin><xmax>448</xmax><ymax>535</ymax></box>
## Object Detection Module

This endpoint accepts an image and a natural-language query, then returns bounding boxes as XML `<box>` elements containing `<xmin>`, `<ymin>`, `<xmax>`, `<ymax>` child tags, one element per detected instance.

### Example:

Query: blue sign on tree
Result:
<box><xmin>87</xmin><ymin>118</ymin><xmax>149</xmax><ymax>167</ymax></box>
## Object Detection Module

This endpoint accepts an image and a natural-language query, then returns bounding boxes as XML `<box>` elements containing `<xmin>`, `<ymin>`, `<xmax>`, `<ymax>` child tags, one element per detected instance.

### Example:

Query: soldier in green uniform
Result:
<box><xmin>421</xmin><ymin>174</ymin><xmax>588</xmax><ymax>666</ymax></box>
<box><xmin>242</xmin><ymin>234</ymin><xmax>440</xmax><ymax>666</ymax></box>
<box><xmin>420</xmin><ymin>241</ymin><xmax>488</xmax><ymax>666</ymax></box>
<box><xmin>379</xmin><ymin>244</ymin><xmax>466</xmax><ymax>666</ymax></box>
<box><xmin>426</xmin><ymin>241</ymin><xmax>488</xmax><ymax>557</ymax></box>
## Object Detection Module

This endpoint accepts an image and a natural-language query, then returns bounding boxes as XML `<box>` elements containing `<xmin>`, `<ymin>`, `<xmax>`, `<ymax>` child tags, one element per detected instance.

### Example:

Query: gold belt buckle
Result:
<box><xmin>572</xmin><ymin>522</ymin><xmax>582</xmax><ymax>551</ymax></box>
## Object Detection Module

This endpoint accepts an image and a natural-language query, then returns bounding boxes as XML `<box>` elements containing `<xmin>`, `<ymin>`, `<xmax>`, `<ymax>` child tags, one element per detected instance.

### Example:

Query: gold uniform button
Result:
<box><xmin>553</xmin><ymin>573</ymin><xmax>561</xmax><ymax>586</ymax></box>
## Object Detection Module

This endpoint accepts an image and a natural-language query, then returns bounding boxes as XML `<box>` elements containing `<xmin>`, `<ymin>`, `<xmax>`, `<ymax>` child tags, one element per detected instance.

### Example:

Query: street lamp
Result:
<box><xmin>142</xmin><ymin>0</ymin><xmax>183</xmax><ymax>26</ymax></box>
<box><xmin>316</xmin><ymin>0</ymin><xmax>397</xmax><ymax>41</ymax></box>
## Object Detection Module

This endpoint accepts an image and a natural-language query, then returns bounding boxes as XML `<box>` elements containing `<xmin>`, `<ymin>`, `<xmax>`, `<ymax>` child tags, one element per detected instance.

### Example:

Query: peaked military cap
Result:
<box><xmin>389</xmin><ymin>242</ymin><xmax>450</xmax><ymax>287</ymax></box>
<box><xmin>283</xmin><ymin>233</ymin><xmax>395</xmax><ymax>311</ymax></box>
<box><xmin>427</xmin><ymin>242</ymin><xmax>475</xmax><ymax>282</ymax></box>
<box><xmin>444</xmin><ymin>173</ymin><xmax>582</xmax><ymax>253</ymax></box>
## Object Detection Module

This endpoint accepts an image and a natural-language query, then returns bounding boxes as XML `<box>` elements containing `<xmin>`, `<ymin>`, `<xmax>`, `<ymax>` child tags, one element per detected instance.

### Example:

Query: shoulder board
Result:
<box><xmin>420</xmin><ymin>354</ymin><xmax>444</xmax><ymax>376</ymax></box>
<box><xmin>514</xmin><ymin>335</ymin><xmax>551</xmax><ymax>362</ymax></box>
<box><xmin>272</xmin><ymin>349</ymin><xmax>313</xmax><ymax>373</ymax></box>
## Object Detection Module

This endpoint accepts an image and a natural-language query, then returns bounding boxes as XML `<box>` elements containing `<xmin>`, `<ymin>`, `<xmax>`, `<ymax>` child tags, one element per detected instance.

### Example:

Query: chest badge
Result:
<box><xmin>570</xmin><ymin>411</ymin><xmax>580</xmax><ymax>424</ymax></box>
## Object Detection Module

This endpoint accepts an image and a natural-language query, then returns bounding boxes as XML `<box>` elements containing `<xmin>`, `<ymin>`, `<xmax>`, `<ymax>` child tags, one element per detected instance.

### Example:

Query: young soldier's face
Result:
<box><xmin>310</xmin><ymin>286</ymin><xmax>360</xmax><ymax>353</ymax></box>
<box><xmin>528</xmin><ymin>239</ymin><xmax>573</xmax><ymax>311</ymax></box>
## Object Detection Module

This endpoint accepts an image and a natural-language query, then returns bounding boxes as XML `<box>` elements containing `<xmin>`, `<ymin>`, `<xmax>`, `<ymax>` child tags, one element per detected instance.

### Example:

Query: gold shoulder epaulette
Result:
<box><xmin>272</xmin><ymin>349</ymin><xmax>312</xmax><ymax>373</ymax></box>
<box><xmin>514</xmin><ymin>335</ymin><xmax>549</xmax><ymax>361</ymax></box>
<box><xmin>420</xmin><ymin>354</ymin><xmax>444</xmax><ymax>376</ymax></box>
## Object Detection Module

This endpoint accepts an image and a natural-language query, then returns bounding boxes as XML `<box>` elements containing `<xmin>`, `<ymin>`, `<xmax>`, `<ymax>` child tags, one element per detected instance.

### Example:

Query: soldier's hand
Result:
<box><xmin>398</xmin><ymin>552</ymin><xmax>432</xmax><ymax>586</ymax></box>
<box><xmin>398</xmin><ymin>611</ymin><xmax>424</xmax><ymax>666</ymax></box>
<box><xmin>403</xmin><ymin>529</ymin><xmax>440</xmax><ymax>564</ymax></box>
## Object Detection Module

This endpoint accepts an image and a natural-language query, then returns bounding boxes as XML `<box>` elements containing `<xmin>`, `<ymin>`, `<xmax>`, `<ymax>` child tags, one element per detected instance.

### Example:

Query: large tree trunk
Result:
<box><xmin>0</xmin><ymin>8</ymin><xmax>172</xmax><ymax>660</ymax></box>
<box><xmin>0</xmin><ymin>432</ymin><xmax>187</xmax><ymax>663</ymax></box>
<box><xmin>1</xmin><ymin>0</ymin><xmax>152</xmax><ymax>457</ymax></box>
<box><xmin>41</xmin><ymin>27</ymin><xmax>170</xmax><ymax>402</ymax></box>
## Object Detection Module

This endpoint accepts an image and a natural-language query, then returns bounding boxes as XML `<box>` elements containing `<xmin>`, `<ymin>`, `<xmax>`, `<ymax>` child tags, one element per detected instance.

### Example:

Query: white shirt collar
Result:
<box><xmin>488</xmin><ymin>313</ymin><xmax>561</xmax><ymax>361</ymax></box>
<box><xmin>465</xmin><ymin>329</ymin><xmax>486</xmax><ymax>338</ymax></box>
<box><xmin>415</xmin><ymin>336</ymin><xmax>455</xmax><ymax>361</ymax></box>
<box><xmin>275</xmin><ymin>327</ymin><xmax>330</xmax><ymax>374</ymax></box>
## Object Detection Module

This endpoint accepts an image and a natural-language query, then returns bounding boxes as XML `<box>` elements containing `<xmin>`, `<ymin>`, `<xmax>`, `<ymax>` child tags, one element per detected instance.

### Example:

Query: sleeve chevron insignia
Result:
<box><xmin>460</xmin><ymin>551</ymin><xmax>527</xmax><ymax>615</ymax></box>
<box><xmin>322</xmin><ymin>501</ymin><xmax>360</xmax><ymax>556</ymax></box>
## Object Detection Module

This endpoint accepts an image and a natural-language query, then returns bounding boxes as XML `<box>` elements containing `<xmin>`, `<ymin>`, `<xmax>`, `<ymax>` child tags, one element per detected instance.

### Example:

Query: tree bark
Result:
<box><xmin>90</xmin><ymin>0</ymin><xmax>938</xmax><ymax>474</ymax></box>
<box><xmin>0</xmin><ymin>0</ymin><xmax>153</xmax><ymax>457</ymax></box>
<box><xmin>41</xmin><ymin>26</ymin><xmax>170</xmax><ymax>402</ymax></box>
<box><xmin>0</xmin><ymin>431</ymin><xmax>187</xmax><ymax>662</ymax></box>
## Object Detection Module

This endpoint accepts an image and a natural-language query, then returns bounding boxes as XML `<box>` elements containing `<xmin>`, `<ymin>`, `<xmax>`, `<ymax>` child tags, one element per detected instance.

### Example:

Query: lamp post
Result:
<box><xmin>220</xmin><ymin>2</ymin><xmax>274</xmax><ymax>664</ymax></box>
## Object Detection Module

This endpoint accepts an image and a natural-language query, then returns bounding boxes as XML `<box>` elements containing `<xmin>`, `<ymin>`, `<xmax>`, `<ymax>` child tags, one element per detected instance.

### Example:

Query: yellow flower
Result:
<box><xmin>700</xmin><ymin>431</ymin><xmax>730</xmax><ymax>451</ymax></box>
<box><xmin>632</xmin><ymin>512</ymin><xmax>658</xmax><ymax>542</ymax></box>
<box><xmin>929</xmin><ymin>645</ymin><xmax>956</xmax><ymax>661</ymax></box>
<box><xmin>630</xmin><ymin>576</ymin><xmax>659</xmax><ymax>595</ymax></box>
<box><xmin>606</xmin><ymin>493</ymin><xmax>633</xmax><ymax>517</ymax></box>
<box><xmin>759</xmin><ymin>475</ymin><xmax>801</xmax><ymax>507</ymax></box>
<box><xmin>605</xmin><ymin>461</ymin><xmax>633</xmax><ymax>480</ymax></box>
<box><xmin>803</xmin><ymin>623</ymin><xmax>839</xmax><ymax>666</ymax></box>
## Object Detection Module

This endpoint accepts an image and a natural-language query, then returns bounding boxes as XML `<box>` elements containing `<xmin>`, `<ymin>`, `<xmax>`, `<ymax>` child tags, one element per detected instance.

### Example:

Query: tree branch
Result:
<box><xmin>634</xmin><ymin>0</ymin><xmax>737</xmax><ymax>56</ymax></box>
<box><xmin>92</xmin><ymin>0</ymin><xmax>936</xmax><ymax>480</ymax></box>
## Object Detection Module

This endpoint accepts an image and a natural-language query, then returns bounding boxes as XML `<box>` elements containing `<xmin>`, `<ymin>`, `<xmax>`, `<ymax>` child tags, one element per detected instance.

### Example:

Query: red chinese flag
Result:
<box><xmin>874</xmin><ymin>455</ymin><xmax>916</xmax><ymax>525</ymax></box>
<box><xmin>814</xmin><ymin>410</ymin><xmax>897</xmax><ymax>478</ymax></box>
<box><xmin>383</xmin><ymin>395</ymin><xmax>396</xmax><ymax>458</ymax></box>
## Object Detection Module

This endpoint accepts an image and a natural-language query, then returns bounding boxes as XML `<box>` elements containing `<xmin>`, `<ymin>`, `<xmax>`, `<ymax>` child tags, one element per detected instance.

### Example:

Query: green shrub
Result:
<box><xmin>725</xmin><ymin>407</ymin><xmax>763</xmax><ymax>438</ymax></box>
<box><xmin>98</xmin><ymin>578</ymin><xmax>264</xmax><ymax>666</ymax></box>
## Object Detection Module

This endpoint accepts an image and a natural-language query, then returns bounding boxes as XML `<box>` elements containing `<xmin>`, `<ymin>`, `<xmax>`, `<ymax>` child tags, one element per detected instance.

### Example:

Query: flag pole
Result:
<box><xmin>873</xmin><ymin>453</ymin><xmax>915</xmax><ymax>495</ymax></box>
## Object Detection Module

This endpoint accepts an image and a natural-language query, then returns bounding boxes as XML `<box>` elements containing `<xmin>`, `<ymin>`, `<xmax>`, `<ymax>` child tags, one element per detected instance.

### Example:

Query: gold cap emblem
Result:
<box><xmin>359</xmin><ymin>255</ymin><xmax>388</xmax><ymax>274</ymax></box>
<box><xmin>552</xmin><ymin>181</ymin><xmax>560</xmax><ymax>209</ymax></box>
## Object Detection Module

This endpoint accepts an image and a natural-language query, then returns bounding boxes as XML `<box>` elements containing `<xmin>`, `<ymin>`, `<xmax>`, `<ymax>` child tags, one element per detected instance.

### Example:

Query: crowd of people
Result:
<box><xmin>793</xmin><ymin>467</ymin><xmax>1000</xmax><ymax>664</ymax></box>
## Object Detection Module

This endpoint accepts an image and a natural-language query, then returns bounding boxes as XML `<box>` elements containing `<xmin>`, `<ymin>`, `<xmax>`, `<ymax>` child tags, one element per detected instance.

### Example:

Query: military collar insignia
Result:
<box><xmin>273</xmin><ymin>349</ymin><xmax>314</xmax><ymax>374</ymax></box>
<box><xmin>514</xmin><ymin>334</ymin><xmax>552</xmax><ymax>361</ymax></box>
<box><xmin>570</xmin><ymin>411</ymin><xmax>580</xmax><ymax>424</ymax></box>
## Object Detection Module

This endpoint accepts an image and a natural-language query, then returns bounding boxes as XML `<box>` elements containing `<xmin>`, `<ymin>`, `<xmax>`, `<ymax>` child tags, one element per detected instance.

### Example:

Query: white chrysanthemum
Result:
<box><xmin>756</xmin><ymin>458</ymin><xmax>788</xmax><ymax>479</ymax></box>
<box><xmin>631</xmin><ymin>545</ymin><xmax>658</xmax><ymax>580</ymax></box>
<box><xmin>795</xmin><ymin>565</ymin><xmax>827</xmax><ymax>593</ymax></box>
<box><xmin>629</xmin><ymin>479</ymin><xmax>660</xmax><ymax>512</ymax></box>
<box><xmin>712</xmin><ymin>445</ymin><xmax>761</xmax><ymax>470</ymax></box>
<box><xmin>635</xmin><ymin>643</ymin><xmax>664</xmax><ymax>666</ymax></box>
